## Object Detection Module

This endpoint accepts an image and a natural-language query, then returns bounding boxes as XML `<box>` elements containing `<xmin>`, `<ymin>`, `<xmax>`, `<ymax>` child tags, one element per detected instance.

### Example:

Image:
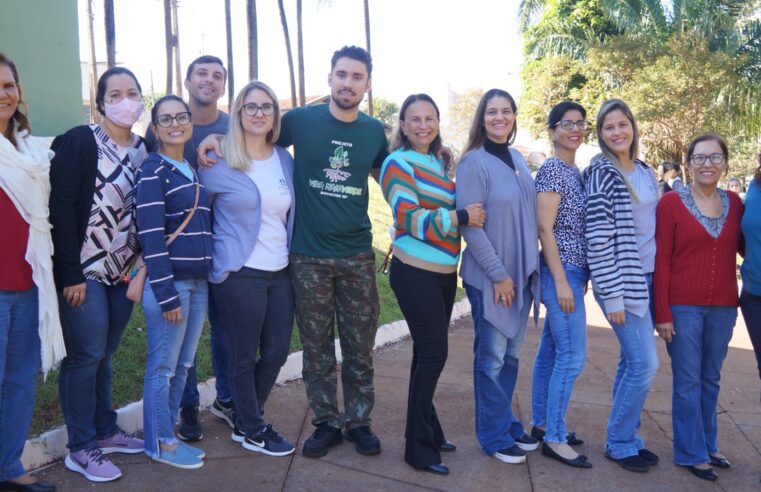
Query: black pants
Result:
<box><xmin>389</xmin><ymin>257</ymin><xmax>457</xmax><ymax>468</ymax></box>
<box><xmin>211</xmin><ymin>266</ymin><xmax>294</xmax><ymax>436</ymax></box>
<box><xmin>741</xmin><ymin>288</ymin><xmax>761</xmax><ymax>380</ymax></box>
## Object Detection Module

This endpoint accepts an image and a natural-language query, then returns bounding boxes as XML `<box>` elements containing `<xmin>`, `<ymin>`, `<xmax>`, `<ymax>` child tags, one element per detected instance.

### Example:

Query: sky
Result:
<box><xmin>77</xmin><ymin>0</ymin><xmax>525</xmax><ymax>125</ymax></box>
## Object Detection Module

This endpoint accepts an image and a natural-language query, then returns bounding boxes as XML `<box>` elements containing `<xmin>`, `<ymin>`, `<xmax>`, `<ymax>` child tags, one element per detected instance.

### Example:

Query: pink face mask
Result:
<box><xmin>104</xmin><ymin>97</ymin><xmax>143</xmax><ymax>128</ymax></box>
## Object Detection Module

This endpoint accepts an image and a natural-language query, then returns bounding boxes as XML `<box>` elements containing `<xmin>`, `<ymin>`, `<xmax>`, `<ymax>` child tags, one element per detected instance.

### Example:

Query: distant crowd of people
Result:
<box><xmin>0</xmin><ymin>44</ymin><xmax>759</xmax><ymax>491</ymax></box>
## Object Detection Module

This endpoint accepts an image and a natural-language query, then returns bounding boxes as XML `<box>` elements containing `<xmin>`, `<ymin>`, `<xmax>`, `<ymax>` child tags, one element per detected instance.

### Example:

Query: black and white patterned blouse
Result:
<box><xmin>677</xmin><ymin>186</ymin><xmax>729</xmax><ymax>239</ymax></box>
<box><xmin>535</xmin><ymin>156</ymin><xmax>588</xmax><ymax>268</ymax></box>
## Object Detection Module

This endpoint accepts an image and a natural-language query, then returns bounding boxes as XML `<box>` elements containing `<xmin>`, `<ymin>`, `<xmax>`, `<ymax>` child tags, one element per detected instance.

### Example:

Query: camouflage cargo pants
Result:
<box><xmin>290</xmin><ymin>250</ymin><xmax>380</xmax><ymax>429</ymax></box>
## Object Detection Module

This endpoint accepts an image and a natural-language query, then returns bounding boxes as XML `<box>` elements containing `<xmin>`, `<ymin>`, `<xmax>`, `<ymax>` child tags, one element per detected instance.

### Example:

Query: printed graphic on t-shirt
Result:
<box><xmin>308</xmin><ymin>140</ymin><xmax>364</xmax><ymax>199</ymax></box>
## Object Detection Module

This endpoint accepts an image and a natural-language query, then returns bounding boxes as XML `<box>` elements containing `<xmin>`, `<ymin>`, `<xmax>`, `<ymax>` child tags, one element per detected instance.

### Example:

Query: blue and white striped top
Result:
<box><xmin>135</xmin><ymin>153</ymin><xmax>213</xmax><ymax>311</ymax></box>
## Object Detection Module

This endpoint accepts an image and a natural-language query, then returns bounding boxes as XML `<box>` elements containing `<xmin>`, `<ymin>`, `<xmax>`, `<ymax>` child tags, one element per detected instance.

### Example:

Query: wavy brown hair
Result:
<box><xmin>0</xmin><ymin>53</ymin><xmax>30</xmax><ymax>148</ymax></box>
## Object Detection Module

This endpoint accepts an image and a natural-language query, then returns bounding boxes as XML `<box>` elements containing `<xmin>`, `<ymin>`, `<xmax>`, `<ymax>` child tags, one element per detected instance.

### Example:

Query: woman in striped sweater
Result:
<box><xmin>380</xmin><ymin>94</ymin><xmax>484</xmax><ymax>475</ymax></box>
<box><xmin>136</xmin><ymin>95</ymin><xmax>212</xmax><ymax>469</ymax></box>
<box><xmin>584</xmin><ymin>99</ymin><xmax>659</xmax><ymax>473</ymax></box>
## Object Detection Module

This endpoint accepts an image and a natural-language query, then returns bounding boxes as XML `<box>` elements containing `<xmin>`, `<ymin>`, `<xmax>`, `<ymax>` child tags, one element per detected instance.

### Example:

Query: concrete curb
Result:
<box><xmin>22</xmin><ymin>298</ymin><xmax>472</xmax><ymax>470</ymax></box>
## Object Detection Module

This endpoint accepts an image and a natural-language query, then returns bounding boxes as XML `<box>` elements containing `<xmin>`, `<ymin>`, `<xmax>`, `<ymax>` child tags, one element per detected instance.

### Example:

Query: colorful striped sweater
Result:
<box><xmin>135</xmin><ymin>153</ymin><xmax>213</xmax><ymax>311</ymax></box>
<box><xmin>380</xmin><ymin>148</ymin><xmax>460</xmax><ymax>273</ymax></box>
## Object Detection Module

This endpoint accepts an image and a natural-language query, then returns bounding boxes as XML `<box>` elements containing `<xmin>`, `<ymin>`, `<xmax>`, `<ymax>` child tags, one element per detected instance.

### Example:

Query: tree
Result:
<box><xmin>225</xmin><ymin>0</ymin><xmax>235</xmax><ymax>109</ymax></box>
<box><xmin>247</xmin><ymin>0</ymin><xmax>258</xmax><ymax>80</ymax></box>
<box><xmin>277</xmin><ymin>0</ymin><xmax>297</xmax><ymax>108</ymax></box>
<box><xmin>296</xmin><ymin>0</ymin><xmax>305</xmax><ymax>105</ymax></box>
<box><xmin>86</xmin><ymin>0</ymin><xmax>99</xmax><ymax>122</ymax></box>
<box><xmin>364</xmin><ymin>0</ymin><xmax>373</xmax><ymax>116</ymax></box>
<box><xmin>446</xmin><ymin>88</ymin><xmax>484</xmax><ymax>150</ymax></box>
<box><xmin>171</xmin><ymin>0</ymin><xmax>182</xmax><ymax>96</ymax></box>
<box><xmin>164</xmin><ymin>0</ymin><xmax>173</xmax><ymax>95</ymax></box>
<box><xmin>104</xmin><ymin>0</ymin><xmax>115</xmax><ymax>68</ymax></box>
<box><xmin>367</xmin><ymin>96</ymin><xmax>397</xmax><ymax>126</ymax></box>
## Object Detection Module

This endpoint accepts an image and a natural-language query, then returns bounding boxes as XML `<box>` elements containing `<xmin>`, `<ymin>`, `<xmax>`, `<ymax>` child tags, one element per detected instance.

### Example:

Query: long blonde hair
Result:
<box><xmin>222</xmin><ymin>80</ymin><xmax>281</xmax><ymax>171</ymax></box>
<box><xmin>595</xmin><ymin>99</ymin><xmax>641</xmax><ymax>202</ymax></box>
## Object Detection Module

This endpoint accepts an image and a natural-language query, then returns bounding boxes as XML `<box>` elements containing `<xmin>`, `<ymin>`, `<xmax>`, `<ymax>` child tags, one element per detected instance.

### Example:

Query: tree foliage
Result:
<box><xmin>446</xmin><ymin>88</ymin><xmax>484</xmax><ymax>151</ymax></box>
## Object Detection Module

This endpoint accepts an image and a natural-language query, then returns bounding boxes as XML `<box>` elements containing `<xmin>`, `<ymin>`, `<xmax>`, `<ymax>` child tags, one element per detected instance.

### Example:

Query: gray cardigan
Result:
<box><xmin>200</xmin><ymin>146</ymin><xmax>295</xmax><ymax>284</ymax></box>
<box><xmin>456</xmin><ymin>146</ymin><xmax>539</xmax><ymax>338</ymax></box>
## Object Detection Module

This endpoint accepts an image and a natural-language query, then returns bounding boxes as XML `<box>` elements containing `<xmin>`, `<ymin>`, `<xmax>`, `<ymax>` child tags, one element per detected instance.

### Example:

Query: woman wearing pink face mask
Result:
<box><xmin>49</xmin><ymin>67</ymin><xmax>147</xmax><ymax>483</ymax></box>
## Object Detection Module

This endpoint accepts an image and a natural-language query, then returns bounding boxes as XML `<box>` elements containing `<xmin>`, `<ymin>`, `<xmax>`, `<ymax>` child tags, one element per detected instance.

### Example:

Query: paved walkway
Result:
<box><xmin>34</xmin><ymin>295</ymin><xmax>761</xmax><ymax>491</ymax></box>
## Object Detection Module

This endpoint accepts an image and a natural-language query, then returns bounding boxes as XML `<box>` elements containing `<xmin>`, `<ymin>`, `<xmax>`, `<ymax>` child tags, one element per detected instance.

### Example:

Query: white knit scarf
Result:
<box><xmin>0</xmin><ymin>130</ymin><xmax>66</xmax><ymax>376</ymax></box>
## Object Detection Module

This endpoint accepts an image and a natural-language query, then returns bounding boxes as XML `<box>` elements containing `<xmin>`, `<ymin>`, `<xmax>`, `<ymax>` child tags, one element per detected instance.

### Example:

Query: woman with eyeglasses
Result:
<box><xmin>199</xmin><ymin>81</ymin><xmax>296</xmax><ymax>457</ymax></box>
<box><xmin>530</xmin><ymin>101</ymin><xmax>591</xmax><ymax>468</ymax></box>
<box><xmin>50</xmin><ymin>67</ymin><xmax>146</xmax><ymax>483</ymax></box>
<box><xmin>654</xmin><ymin>134</ymin><xmax>743</xmax><ymax>482</ymax></box>
<box><xmin>136</xmin><ymin>95</ymin><xmax>212</xmax><ymax>469</ymax></box>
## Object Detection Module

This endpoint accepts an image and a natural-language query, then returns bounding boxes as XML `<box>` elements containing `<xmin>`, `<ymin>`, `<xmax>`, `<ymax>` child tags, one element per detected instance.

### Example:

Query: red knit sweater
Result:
<box><xmin>654</xmin><ymin>191</ymin><xmax>743</xmax><ymax>324</ymax></box>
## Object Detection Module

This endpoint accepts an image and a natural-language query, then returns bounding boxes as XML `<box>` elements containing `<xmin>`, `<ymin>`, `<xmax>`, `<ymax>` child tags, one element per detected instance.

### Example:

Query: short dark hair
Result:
<box><xmin>185</xmin><ymin>55</ymin><xmax>227</xmax><ymax>83</ymax></box>
<box><xmin>547</xmin><ymin>101</ymin><xmax>586</xmax><ymax>129</ymax></box>
<box><xmin>686</xmin><ymin>134</ymin><xmax>729</xmax><ymax>164</ymax></box>
<box><xmin>96</xmin><ymin>67</ymin><xmax>142</xmax><ymax>115</ymax></box>
<box><xmin>660</xmin><ymin>161</ymin><xmax>680</xmax><ymax>173</ymax></box>
<box><xmin>331</xmin><ymin>46</ymin><xmax>372</xmax><ymax>76</ymax></box>
<box><xmin>150</xmin><ymin>94</ymin><xmax>190</xmax><ymax>124</ymax></box>
<box><xmin>390</xmin><ymin>93</ymin><xmax>442</xmax><ymax>156</ymax></box>
<box><xmin>465</xmin><ymin>88</ymin><xmax>518</xmax><ymax>152</ymax></box>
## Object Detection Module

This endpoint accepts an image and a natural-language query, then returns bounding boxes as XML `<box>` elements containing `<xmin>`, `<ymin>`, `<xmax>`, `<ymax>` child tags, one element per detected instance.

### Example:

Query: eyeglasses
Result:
<box><xmin>689</xmin><ymin>153</ymin><xmax>725</xmax><ymax>166</ymax></box>
<box><xmin>154</xmin><ymin>112</ymin><xmax>191</xmax><ymax>128</ymax></box>
<box><xmin>554</xmin><ymin>120</ymin><xmax>589</xmax><ymax>131</ymax></box>
<box><xmin>242</xmin><ymin>103</ymin><xmax>275</xmax><ymax>116</ymax></box>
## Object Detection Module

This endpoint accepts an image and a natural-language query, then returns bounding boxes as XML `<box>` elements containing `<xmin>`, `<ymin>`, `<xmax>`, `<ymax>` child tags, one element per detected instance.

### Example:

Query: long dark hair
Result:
<box><xmin>389</xmin><ymin>93</ymin><xmax>442</xmax><ymax>155</ymax></box>
<box><xmin>464</xmin><ymin>89</ymin><xmax>518</xmax><ymax>153</ymax></box>
<box><xmin>0</xmin><ymin>53</ymin><xmax>30</xmax><ymax>148</ymax></box>
<box><xmin>755</xmin><ymin>151</ymin><xmax>761</xmax><ymax>183</ymax></box>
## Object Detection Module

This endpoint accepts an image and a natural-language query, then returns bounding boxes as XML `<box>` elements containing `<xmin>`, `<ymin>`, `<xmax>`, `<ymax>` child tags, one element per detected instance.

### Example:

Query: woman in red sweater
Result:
<box><xmin>654</xmin><ymin>134</ymin><xmax>743</xmax><ymax>482</ymax></box>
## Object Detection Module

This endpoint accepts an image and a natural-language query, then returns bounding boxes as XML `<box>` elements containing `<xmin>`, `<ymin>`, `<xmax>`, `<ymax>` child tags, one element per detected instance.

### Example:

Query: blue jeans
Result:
<box><xmin>58</xmin><ymin>279</ymin><xmax>134</xmax><ymax>451</ymax></box>
<box><xmin>142</xmin><ymin>279</ymin><xmax>208</xmax><ymax>457</ymax></box>
<box><xmin>465</xmin><ymin>282</ymin><xmax>530</xmax><ymax>455</ymax></box>
<box><xmin>667</xmin><ymin>305</ymin><xmax>736</xmax><ymax>465</ymax></box>
<box><xmin>0</xmin><ymin>288</ymin><xmax>39</xmax><ymax>481</ymax></box>
<box><xmin>180</xmin><ymin>293</ymin><xmax>231</xmax><ymax>408</ymax></box>
<box><xmin>531</xmin><ymin>263</ymin><xmax>589</xmax><ymax>443</ymax></box>
<box><xmin>593</xmin><ymin>275</ymin><xmax>659</xmax><ymax>459</ymax></box>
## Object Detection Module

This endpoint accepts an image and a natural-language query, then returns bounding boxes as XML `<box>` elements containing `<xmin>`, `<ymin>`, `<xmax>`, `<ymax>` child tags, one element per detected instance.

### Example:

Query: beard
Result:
<box><xmin>331</xmin><ymin>91</ymin><xmax>362</xmax><ymax>111</ymax></box>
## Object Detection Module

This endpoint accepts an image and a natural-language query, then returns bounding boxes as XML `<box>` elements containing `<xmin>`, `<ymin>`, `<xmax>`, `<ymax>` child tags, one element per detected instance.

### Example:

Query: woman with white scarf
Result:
<box><xmin>0</xmin><ymin>53</ymin><xmax>64</xmax><ymax>492</ymax></box>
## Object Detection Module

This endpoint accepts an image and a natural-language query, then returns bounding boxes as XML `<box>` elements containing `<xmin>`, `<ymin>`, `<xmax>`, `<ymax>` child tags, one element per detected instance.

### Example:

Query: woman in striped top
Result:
<box><xmin>584</xmin><ymin>99</ymin><xmax>659</xmax><ymax>473</ymax></box>
<box><xmin>135</xmin><ymin>95</ymin><xmax>212</xmax><ymax>470</ymax></box>
<box><xmin>380</xmin><ymin>94</ymin><xmax>484</xmax><ymax>475</ymax></box>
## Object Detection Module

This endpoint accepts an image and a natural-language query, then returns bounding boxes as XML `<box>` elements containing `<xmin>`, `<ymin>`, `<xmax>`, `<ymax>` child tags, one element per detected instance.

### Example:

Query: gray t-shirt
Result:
<box><xmin>145</xmin><ymin>111</ymin><xmax>229</xmax><ymax>168</ymax></box>
<box><xmin>623</xmin><ymin>164</ymin><xmax>658</xmax><ymax>273</ymax></box>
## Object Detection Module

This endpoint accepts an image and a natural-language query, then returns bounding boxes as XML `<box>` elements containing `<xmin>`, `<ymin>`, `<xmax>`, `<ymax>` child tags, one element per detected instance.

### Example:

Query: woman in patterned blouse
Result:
<box><xmin>530</xmin><ymin>101</ymin><xmax>591</xmax><ymax>469</ymax></box>
<box><xmin>50</xmin><ymin>67</ymin><xmax>147</xmax><ymax>483</ymax></box>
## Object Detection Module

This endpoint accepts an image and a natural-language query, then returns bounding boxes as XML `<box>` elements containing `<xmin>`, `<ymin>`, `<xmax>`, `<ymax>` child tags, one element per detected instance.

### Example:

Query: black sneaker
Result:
<box><xmin>343</xmin><ymin>426</ymin><xmax>381</xmax><ymax>455</ymax></box>
<box><xmin>178</xmin><ymin>406</ymin><xmax>203</xmax><ymax>441</ymax></box>
<box><xmin>209</xmin><ymin>398</ymin><xmax>235</xmax><ymax>429</ymax></box>
<box><xmin>493</xmin><ymin>445</ymin><xmax>527</xmax><ymax>464</ymax></box>
<box><xmin>231</xmin><ymin>426</ymin><xmax>245</xmax><ymax>443</ymax></box>
<box><xmin>303</xmin><ymin>425</ymin><xmax>343</xmax><ymax>458</ymax></box>
<box><xmin>515</xmin><ymin>434</ymin><xmax>539</xmax><ymax>452</ymax></box>
<box><xmin>242</xmin><ymin>424</ymin><xmax>295</xmax><ymax>457</ymax></box>
<box><xmin>604</xmin><ymin>450</ymin><xmax>650</xmax><ymax>473</ymax></box>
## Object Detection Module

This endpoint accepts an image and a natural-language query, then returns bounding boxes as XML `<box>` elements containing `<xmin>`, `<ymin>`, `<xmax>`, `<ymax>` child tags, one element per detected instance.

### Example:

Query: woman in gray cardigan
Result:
<box><xmin>199</xmin><ymin>81</ymin><xmax>296</xmax><ymax>457</ymax></box>
<box><xmin>456</xmin><ymin>89</ymin><xmax>540</xmax><ymax>465</ymax></box>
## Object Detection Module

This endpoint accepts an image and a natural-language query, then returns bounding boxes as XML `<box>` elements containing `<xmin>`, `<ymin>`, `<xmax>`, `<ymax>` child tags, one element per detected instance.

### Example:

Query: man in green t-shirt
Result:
<box><xmin>277</xmin><ymin>46</ymin><xmax>388</xmax><ymax>459</ymax></box>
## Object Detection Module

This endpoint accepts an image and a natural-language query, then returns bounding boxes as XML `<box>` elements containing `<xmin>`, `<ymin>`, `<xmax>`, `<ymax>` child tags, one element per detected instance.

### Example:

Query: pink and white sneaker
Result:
<box><xmin>97</xmin><ymin>429</ymin><xmax>144</xmax><ymax>454</ymax></box>
<box><xmin>65</xmin><ymin>447</ymin><xmax>122</xmax><ymax>482</ymax></box>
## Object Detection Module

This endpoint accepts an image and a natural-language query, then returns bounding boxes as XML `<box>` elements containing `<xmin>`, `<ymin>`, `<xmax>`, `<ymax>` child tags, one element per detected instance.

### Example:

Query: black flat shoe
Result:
<box><xmin>638</xmin><ymin>448</ymin><xmax>659</xmax><ymax>466</ymax></box>
<box><xmin>685</xmin><ymin>465</ymin><xmax>718</xmax><ymax>481</ymax></box>
<box><xmin>709</xmin><ymin>455</ymin><xmax>730</xmax><ymax>469</ymax></box>
<box><xmin>541</xmin><ymin>442</ymin><xmax>592</xmax><ymax>468</ymax></box>
<box><xmin>604</xmin><ymin>451</ymin><xmax>650</xmax><ymax>473</ymax></box>
<box><xmin>530</xmin><ymin>426</ymin><xmax>584</xmax><ymax>446</ymax></box>
<box><xmin>0</xmin><ymin>481</ymin><xmax>56</xmax><ymax>492</ymax></box>
<box><xmin>420</xmin><ymin>463</ymin><xmax>449</xmax><ymax>475</ymax></box>
<box><xmin>438</xmin><ymin>440</ymin><xmax>457</xmax><ymax>452</ymax></box>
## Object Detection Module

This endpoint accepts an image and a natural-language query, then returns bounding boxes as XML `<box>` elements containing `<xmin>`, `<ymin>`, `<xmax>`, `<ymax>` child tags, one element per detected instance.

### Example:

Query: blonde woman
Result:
<box><xmin>199</xmin><ymin>81</ymin><xmax>296</xmax><ymax>456</ymax></box>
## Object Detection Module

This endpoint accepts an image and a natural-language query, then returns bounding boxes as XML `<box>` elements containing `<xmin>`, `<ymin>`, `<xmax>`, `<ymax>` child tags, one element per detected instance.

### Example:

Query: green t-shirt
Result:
<box><xmin>278</xmin><ymin>104</ymin><xmax>388</xmax><ymax>258</ymax></box>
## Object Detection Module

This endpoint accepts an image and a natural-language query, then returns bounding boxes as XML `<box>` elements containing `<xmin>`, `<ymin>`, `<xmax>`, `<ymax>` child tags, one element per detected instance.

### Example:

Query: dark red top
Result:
<box><xmin>654</xmin><ymin>191</ymin><xmax>743</xmax><ymax>324</ymax></box>
<box><xmin>0</xmin><ymin>187</ymin><xmax>34</xmax><ymax>291</ymax></box>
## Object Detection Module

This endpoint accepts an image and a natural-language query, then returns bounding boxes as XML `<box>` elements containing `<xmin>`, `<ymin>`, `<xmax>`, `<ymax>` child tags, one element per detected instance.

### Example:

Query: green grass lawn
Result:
<box><xmin>30</xmin><ymin>180</ymin><xmax>465</xmax><ymax>436</ymax></box>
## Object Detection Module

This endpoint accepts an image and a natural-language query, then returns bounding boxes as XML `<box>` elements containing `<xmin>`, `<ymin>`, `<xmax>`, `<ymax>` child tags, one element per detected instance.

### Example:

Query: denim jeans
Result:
<box><xmin>142</xmin><ymin>279</ymin><xmax>208</xmax><ymax>457</ymax></box>
<box><xmin>667</xmin><ymin>305</ymin><xmax>736</xmax><ymax>465</ymax></box>
<box><xmin>740</xmin><ymin>289</ymin><xmax>761</xmax><ymax>380</ymax></box>
<box><xmin>465</xmin><ymin>282</ymin><xmax>531</xmax><ymax>455</ymax></box>
<box><xmin>212</xmin><ymin>267</ymin><xmax>294</xmax><ymax>436</ymax></box>
<box><xmin>531</xmin><ymin>262</ymin><xmax>589</xmax><ymax>443</ymax></box>
<box><xmin>58</xmin><ymin>279</ymin><xmax>134</xmax><ymax>452</ymax></box>
<box><xmin>593</xmin><ymin>274</ymin><xmax>659</xmax><ymax>459</ymax></box>
<box><xmin>180</xmin><ymin>293</ymin><xmax>231</xmax><ymax>408</ymax></box>
<box><xmin>0</xmin><ymin>287</ymin><xmax>39</xmax><ymax>481</ymax></box>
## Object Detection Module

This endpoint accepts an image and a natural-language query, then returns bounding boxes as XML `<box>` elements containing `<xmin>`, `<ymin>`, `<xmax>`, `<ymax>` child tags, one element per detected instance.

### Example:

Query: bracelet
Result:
<box><xmin>456</xmin><ymin>209</ymin><xmax>469</xmax><ymax>226</ymax></box>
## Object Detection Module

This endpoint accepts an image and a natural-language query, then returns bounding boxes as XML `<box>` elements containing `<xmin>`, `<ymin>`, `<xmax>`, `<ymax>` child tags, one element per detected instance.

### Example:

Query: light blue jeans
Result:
<box><xmin>0</xmin><ymin>287</ymin><xmax>38</xmax><ymax>481</ymax></box>
<box><xmin>531</xmin><ymin>263</ymin><xmax>589</xmax><ymax>443</ymax></box>
<box><xmin>142</xmin><ymin>279</ymin><xmax>208</xmax><ymax>458</ymax></box>
<box><xmin>667</xmin><ymin>305</ymin><xmax>736</xmax><ymax>465</ymax></box>
<box><xmin>465</xmin><ymin>282</ymin><xmax>531</xmax><ymax>455</ymax></box>
<box><xmin>594</xmin><ymin>275</ymin><xmax>659</xmax><ymax>459</ymax></box>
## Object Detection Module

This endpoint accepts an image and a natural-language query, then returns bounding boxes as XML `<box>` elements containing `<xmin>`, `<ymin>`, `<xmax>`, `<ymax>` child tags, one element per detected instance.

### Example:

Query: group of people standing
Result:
<box><xmin>0</xmin><ymin>42</ymin><xmax>759</xmax><ymax>492</ymax></box>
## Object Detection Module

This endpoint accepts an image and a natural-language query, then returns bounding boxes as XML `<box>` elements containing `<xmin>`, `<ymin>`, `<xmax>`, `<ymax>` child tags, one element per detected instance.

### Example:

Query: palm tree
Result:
<box><xmin>296</xmin><ymin>0</ymin><xmax>305</xmax><ymax>106</ymax></box>
<box><xmin>164</xmin><ymin>0</ymin><xmax>173</xmax><ymax>94</ymax></box>
<box><xmin>247</xmin><ymin>0</ymin><xmax>258</xmax><ymax>80</ymax></box>
<box><xmin>86</xmin><ymin>0</ymin><xmax>99</xmax><ymax>122</ymax></box>
<box><xmin>278</xmin><ymin>0</ymin><xmax>298</xmax><ymax>108</ymax></box>
<box><xmin>363</xmin><ymin>0</ymin><xmax>373</xmax><ymax>116</ymax></box>
<box><xmin>104</xmin><ymin>0</ymin><xmax>115</xmax><ymax>68</ymax></box>
<box><xmin>171</xmin><ymin>0</ymin><xmax>182</xmax><ymax>96</ymax></box>
<box><xmin>225</xmin><ymin>0</ymin><xmax>235</xmax><ymax>109</ymax></box>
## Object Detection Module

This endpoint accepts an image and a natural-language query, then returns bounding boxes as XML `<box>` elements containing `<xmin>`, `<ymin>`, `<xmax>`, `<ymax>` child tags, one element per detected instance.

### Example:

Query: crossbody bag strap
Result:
<box><xmin>166</xmin><ymin>168</ymin><xmax>201</xmax><ymax>247</ymax></box>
